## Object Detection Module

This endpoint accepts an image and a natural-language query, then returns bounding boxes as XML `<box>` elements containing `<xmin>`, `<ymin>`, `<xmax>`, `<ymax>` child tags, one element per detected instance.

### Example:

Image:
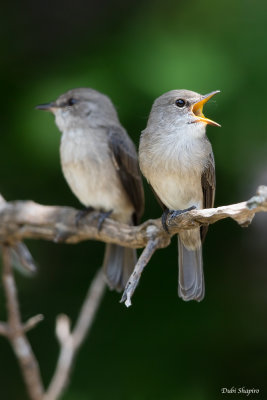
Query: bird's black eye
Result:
<box><xmin>175</xmin><ymin>98</ymin><xmax>186</xmax><ymax>108</ymax></box>
<box><xmin>67</xmin><ymin>98</ymin><xmax>78</xmax><ymax>106</ymax></box>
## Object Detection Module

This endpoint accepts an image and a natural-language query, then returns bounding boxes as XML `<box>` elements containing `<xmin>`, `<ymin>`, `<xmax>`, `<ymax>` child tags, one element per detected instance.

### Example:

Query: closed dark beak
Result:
<box><xmin>35</xmin><ymin>102</ymin><xmax>57</xmax><ymax>111</ymax></box>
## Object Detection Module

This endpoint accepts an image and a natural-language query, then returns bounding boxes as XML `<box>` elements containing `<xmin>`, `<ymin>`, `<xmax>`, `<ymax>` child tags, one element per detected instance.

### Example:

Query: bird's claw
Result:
<box><xmin>161</xmin><ymin>209</ymin><xmax>170</xmax><ymax>233</ymax></box>
<box><xmin>97</xmin><ymin>210</ymin><xmax>113</xmax><ymax>232</ymax></box>
<box><xmin>75</xmin><ymin>206</ymin><xmax>94</xmax><ymax>226</ymax></box>
<box><xmin>168</xmin><ymin>205</ymin><xmax>196</xmax><ymax>220</ymax></box>
<box><xmin>161</xmin><ymin>206</ymin><xmax>196</xmax><ymax>232</ymax></box>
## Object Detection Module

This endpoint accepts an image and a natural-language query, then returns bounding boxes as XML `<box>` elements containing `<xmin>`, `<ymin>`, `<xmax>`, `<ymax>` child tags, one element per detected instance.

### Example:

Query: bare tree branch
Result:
<box><xmin>121</xmin><ymin>236</ymin><xmax>163</xmax><ymax>307</ymax></box>
<box><xmin>0</xmin><ymin>186</ymin><xmax>266</xmax><ymax>249</ymax></box>
<box><xmin>1</xmin><ymin>185</ymin><xmax>267</xmax><ymax>308</ymax></box>
<box><xmin>43</xmin><ymin>269</ymin><xmax>106</xmax><ymax>400</ymax></box>
<box><xmin>0</xmin><ymin>245</ymin><xmax>44</xmax><ymax>400</ymax></box>
<box><xmin>166</xmin><ymin>185</ymin><xmax>267</xmax><ymax>232</ymax></box>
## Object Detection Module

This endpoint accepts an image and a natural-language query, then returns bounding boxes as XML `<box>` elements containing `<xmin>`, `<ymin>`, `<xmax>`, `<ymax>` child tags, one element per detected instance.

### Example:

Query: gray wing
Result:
<box><xmin>107</xmin><ymin>126</ymin><xmax>144</xmax><ymax>224</ymax></box>
<box><xmin>201</xmin><ymin>152</ymin><xmax>216</xmax><ymax>242</ymax></box>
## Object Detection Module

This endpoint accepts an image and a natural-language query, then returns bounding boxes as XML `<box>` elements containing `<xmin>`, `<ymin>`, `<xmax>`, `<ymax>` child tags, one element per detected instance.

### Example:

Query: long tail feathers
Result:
<box><xmin>178</xmin><ymin>236</ymin><xmax>204</xmax><ymax>302</ymax></box>
<box><xmin>103</xmin><ymin>243</ymin><xmax>136</xmax><ymax>292</ymax></box>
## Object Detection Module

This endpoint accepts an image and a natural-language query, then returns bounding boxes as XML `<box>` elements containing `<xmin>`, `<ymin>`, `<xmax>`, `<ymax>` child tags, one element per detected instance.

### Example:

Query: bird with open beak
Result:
<box><xmin>36</xmin><ymin>88</ymin><xmax>144</xmax><ymax>292</ymax></box>
<box><xmin>139</xmin><ymin>89</ymin><xmax>220</xmax><ymax>301</ymax></box>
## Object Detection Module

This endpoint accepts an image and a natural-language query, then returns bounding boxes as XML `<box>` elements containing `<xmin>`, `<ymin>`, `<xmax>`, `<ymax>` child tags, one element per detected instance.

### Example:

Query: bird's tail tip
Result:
<box><xmin>178</xmin><ymin>236</ymin><xmax>204</xmax><ymax>302</ymax></box>
<box><xmin>102</xmin><ymin>243</ymin><xmax>136</xmax><ymax>292</ymax></box>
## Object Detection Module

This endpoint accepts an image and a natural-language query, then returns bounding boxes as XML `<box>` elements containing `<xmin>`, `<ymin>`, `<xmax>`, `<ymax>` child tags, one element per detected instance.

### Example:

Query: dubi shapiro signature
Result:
<box><xmin>221</xmin><ymin>387</ymin><xmax>260</xmax><ymax>396</ymax></box>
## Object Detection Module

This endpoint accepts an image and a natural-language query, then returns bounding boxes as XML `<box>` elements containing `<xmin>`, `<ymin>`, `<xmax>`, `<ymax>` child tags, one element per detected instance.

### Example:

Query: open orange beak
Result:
<box><xmin>192</xmin><ymin>90</ymin><xmax>221</xmax><ymax>127</ymax></box>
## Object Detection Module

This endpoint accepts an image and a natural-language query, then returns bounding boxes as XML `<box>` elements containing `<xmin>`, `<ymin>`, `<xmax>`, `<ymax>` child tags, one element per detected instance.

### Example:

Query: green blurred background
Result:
<box><xmin>1</xmin><ymin>0</ymin><xmax>267</xmax><ymax>399</ymax></box>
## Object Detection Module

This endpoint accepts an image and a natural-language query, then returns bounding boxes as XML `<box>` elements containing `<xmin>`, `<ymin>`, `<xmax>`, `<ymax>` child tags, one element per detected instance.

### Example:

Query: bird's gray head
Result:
<box><xmin>36</xmin><ymin>88</ymin><xmax>120</xmax><ymax>132</ymax></box>
<box><xmin>146</xmin><ymin>89</ymin><xmax>220</xmax><ymax>132</ymax></box>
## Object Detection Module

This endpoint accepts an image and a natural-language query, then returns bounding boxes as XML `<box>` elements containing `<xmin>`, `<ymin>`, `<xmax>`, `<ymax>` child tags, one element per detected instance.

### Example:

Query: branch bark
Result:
<box><xmin>1</xmin><ymin>185</ymin><xmax>267</xmax><ymax>308</ymax></box>
<box><xmin>0</xmin><ymin>186</ymin><xmax>266</xmax><ymax>249</ymax></box>
<box><xmin>121</xmin><ymin>236</ymin><xmax>162</xmax><ymax>307</ymax></box>
<box><xmin>0</xmin><ymin>245</ymin><xmax>44</xmax><ymax>400</ymax></box>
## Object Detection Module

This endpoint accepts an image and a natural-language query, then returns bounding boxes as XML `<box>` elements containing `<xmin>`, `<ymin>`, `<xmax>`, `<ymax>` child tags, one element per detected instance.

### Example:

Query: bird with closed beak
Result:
<box><xmin>139</xmin><ymin>89</ymin><xmax>220</xmax><ymax>302</ymax></box>
<box><xmin>36</xmin><ymin>88</ymin><xmax>144</xmax><ymax>292</ymax></box>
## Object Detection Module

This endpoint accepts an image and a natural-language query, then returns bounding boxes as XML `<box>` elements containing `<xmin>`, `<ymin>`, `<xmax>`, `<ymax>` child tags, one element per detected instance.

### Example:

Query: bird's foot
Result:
<box><xmin>161</xmin><ymin>209</ymin><xmax>170</xmax><ymax>233</ymax></box>
<box><xmin>162</xmin><ymin>206</ymin><xmax>196</xmax><ymax>233</ymax></box>
<box><xmin>168</xmin><ymin>205</ymin><xmax>196</xmax><ymax>219</ymax></box>
<box><xmin>97</xmin><ymin>209</ymin><xmax>113</xmax><ymax>232</ymax></box>
<box><xmin>75</xmin><ymin>206</ymin><xmax>94</xmax><ymax>226</ymax></box>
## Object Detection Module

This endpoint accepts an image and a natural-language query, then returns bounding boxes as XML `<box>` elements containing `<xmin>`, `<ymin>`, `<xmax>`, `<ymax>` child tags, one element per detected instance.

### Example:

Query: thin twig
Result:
<box><xmin>0</xmin><ymin>194</ymin><xmax>37</xmax><ymax>273</ymax></box>
<box><xmin>121</xmin><ymin>237</ymin><xmax>162</xmax><ymax>307</ymax></box>
<box><xmin>0</xmin><ymin>245</ymin><xmax>44</xmax><ymax>400</ymax></box>
<box><xmin>43</xmin><ymin>268</ymin><xmax>106</xmax><ymax>400</ymax></box>
<box><xmin>23</xmin><ymin>314</ymin><xmax>44</xmax><ymax>333</ymax></box>
<box><xmin>10</xmin><ymin>242</ymin><xmax>37</xmax><ymax>273</ymax></box>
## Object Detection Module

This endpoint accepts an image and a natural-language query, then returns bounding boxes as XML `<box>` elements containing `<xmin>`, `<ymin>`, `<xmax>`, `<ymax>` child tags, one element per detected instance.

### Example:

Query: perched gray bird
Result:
<box><xmin>36</xmin><ymin>88</ymin><xmax>144</xmax><ymax>291</ymax></box>
<box><xmin>139</xmin><ymin>89</ymin><xmax>220</xmax><ymax>301</ymax></box>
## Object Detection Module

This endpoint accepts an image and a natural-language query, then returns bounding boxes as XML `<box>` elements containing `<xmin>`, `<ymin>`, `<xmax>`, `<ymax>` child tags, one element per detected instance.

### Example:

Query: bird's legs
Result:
<box><xmin>161</xmin><ymin>209</ymin><xmax>170</xmax><ymax>233</ymax></box>
<box><xmin>75</xmin><ymin>207</ymin><xmax>113</xmax><ymax>232</ymax></box>
<box><xmin>161</xmin><ymin>206</ymin><xmax>196</xmax><ymax>233</ymax></box>
<box><xmin>97</xmin><ymin>210</ymin><xmax>113</xmax><ymax>232</ymax></box>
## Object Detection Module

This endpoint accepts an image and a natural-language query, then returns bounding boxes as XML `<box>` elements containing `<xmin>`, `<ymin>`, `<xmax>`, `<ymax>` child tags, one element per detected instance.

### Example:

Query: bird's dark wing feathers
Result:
<box><xmin>201</xmin><ymin>152</ymin><xmax>216</xmax><ymax>242</ymax></box>
<box><xmin>107</xmin><ymin>126</ymin><xmax>144</xmax><ymax>224</ymax></box>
